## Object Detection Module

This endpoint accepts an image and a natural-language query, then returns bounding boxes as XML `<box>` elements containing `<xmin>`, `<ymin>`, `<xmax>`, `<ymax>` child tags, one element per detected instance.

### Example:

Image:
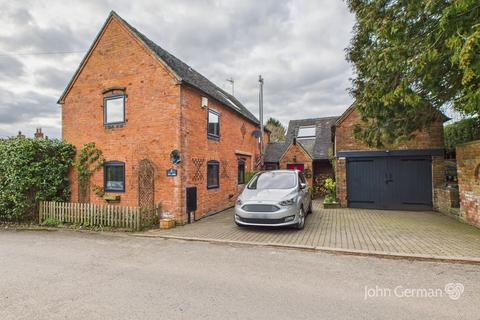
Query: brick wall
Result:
<box><xmin>335</xmin><ymin>158</ymin><xmax>347</xmax><ymax>206</ymax></box>
<box><xmin>61</xmin><ymin>15</ymin><xmax>264</xmax><ymax>222</ymax></box>
<box><xmin>180</xmin><ymin>85</ymin><xmax>263</xmax><ymax>220</ymax></box>
<box><xmin>335</xmin><ymin>108</ymin><xmax>445</xmax><ymax>151</ymax></box>
<box><xmin>62</xmin><ymin>17</ymin><xmax>183</xmax><ymax>216</ymax></box>
<box><xmin>456</xmin><ymin>140</ymin><xmax>480</xmax><ymax>228</ymax></box>
<box><xmin>278</xmin><ymin>143</ymin><xmax>313</xmax><ymax>185</ymax></box>
<box><xmin>335</xmin><ymin>107</ymin><xmax>445</xmax><ymax>207</ymax></box>
<box><xmin>434</xmin><ymin>187</ymin><xmax>460</xmax><ymax>218</ymax></box>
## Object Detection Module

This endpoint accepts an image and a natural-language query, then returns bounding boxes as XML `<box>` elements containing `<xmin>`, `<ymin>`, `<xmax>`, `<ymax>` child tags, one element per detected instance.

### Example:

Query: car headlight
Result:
<box><xmin>236</xmin><ymin>198</ymin><xmax>243</xmax><ymax>206</ymax></box>
<box><xmin>279</xmin><ymin>197</ymin><xmax>296</xmax><ymax>206</ymax></box>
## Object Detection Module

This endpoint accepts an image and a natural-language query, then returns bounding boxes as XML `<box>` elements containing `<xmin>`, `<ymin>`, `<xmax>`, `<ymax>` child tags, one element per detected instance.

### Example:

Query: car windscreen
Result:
<box><xmin>247</xmin><ymin>172</ymin><xmax>296</xmax><ymax>190</ymax></box>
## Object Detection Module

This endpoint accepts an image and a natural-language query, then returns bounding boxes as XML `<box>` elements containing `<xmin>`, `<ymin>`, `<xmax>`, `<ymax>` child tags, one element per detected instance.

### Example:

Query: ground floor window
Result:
<box><xmin>207</xmin><ymin>160</ymin><xmax>219</xmax><ymax>189</ymax></box>
<box><xmin>104</xmin><ymin>161</ymin><xmax>125</xmax><ymax>192</ymax></box>
<box><xmin>238</xmin><ymin>160</ymin><xmax>245</xmax><ymax>184</ymax></box>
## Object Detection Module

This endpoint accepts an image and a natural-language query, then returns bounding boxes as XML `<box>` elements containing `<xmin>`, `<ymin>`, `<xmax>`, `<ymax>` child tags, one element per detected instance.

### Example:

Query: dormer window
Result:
<box><xmin>297</xmin><ymin>126</ymin><xmax>315</xmax><ymax>139</ymax></box>
<box><xmin>104</xmin><ymin>95</ymin><xmax>125</xmax><ymax>125</ymax></box>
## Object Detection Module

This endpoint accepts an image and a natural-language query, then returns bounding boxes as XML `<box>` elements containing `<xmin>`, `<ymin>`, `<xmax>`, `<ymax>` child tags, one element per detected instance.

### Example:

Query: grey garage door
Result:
<box><xmin>347</xmin><ymin>157</ymin><xmax>432</xmax><ymax>210</ymax></box>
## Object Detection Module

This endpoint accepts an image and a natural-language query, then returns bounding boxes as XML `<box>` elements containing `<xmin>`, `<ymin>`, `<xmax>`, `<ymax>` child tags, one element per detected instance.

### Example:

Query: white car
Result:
<box><xmin>235</xmin><ymin>170</ymin><xmax>312</xmax><ymax>229</ymax></box>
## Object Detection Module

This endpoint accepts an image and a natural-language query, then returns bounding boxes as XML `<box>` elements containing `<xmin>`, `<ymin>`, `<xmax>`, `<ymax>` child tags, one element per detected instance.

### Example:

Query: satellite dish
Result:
<box><xmin>252</xmin><ymin>130</ymin><xmax>261</xmax><ymax>138</ymax></box>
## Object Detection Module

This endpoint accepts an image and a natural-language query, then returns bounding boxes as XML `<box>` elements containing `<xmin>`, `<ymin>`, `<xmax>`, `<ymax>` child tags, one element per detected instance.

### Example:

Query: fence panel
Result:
<box><xmin>38</xmin><ymin>201</ymin><xmax>153</xmax><ymax>231</ymax></box>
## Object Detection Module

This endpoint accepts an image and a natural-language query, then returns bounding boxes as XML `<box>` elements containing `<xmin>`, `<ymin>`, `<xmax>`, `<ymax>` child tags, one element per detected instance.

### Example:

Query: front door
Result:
<box><xmin>287</xmin><ymin>163</ymin><xmax>304</xmax><ymax>171</ymax></box>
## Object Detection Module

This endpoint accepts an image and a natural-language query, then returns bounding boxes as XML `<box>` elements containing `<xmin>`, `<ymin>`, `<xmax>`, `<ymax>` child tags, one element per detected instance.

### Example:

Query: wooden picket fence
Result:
<box><xmin>38</xmin><ymin>201</ymin><xmax>161</xmax><ymax>231</ymax></box>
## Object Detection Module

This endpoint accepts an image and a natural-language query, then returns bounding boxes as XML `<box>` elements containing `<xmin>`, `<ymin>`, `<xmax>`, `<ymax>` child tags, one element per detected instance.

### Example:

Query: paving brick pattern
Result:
<box><xmin>144</xmin><ymin>200</ymin><xmax>480</xmax><ymax>258</ymax></box>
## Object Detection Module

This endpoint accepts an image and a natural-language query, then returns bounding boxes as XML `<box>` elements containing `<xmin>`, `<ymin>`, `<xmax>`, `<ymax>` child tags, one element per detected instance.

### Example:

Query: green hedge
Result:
<box><xmin>444</xmin><ymin>118</ymin><xmax>480</xmax><ymax>150</ymax></box>
<box><xmin>0</xmin><ymin>138</ymin><xmax>75</xmax><ymax>221</ymax></box>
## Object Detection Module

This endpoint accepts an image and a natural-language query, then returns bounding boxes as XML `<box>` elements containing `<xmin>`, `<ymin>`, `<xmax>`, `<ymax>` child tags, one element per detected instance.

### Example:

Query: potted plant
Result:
<box><xmin>323</xmin><ymin>178</ymin><xmax>340</xmax><ymax>208</ymax></box>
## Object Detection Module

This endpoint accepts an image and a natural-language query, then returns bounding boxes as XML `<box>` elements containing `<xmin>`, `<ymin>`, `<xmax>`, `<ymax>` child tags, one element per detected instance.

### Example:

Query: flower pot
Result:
<box><xmin>159</xmin><ymin>218</ymin><xmax>176</xmax><ymax>229</ymax></box>
<box><xmin>323</xmin><ymin>202</ymin><xmax>341</xmax><ymax>209</ymax></box>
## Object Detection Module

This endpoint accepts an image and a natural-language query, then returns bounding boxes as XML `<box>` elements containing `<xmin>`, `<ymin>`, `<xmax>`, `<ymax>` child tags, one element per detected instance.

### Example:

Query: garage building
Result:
<box><xmin>334</xmin><ymin>105</ymin><xmax>447</xmax><ymax>210</ymax></box>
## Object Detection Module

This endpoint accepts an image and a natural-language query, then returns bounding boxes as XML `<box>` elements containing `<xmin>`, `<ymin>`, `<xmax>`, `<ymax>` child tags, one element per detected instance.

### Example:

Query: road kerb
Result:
<box><xmin>131</xmin><ymin>233</ymin><xmax>480</xmax><ymax>265</ymax></box>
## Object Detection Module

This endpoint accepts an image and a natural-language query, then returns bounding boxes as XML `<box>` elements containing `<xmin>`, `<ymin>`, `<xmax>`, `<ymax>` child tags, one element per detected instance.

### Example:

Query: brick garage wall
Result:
<box><xmin>456</xmin><ymin>140</ymin><xmax>480</xmax><ymax>228</ymax></box>
<box><xmin>335</xmin><ymin>108</ymin><xmax>445</xmax><ymax>151</ymax></box>
<box><xmin>62</xmin><ymin>17</ymin><xmax>183</xmax><ymax>217</ymax></box>
<box><xmin>335</xmin><ymin>158</ymin><xmax>347</xmax><ymax>206</ymax></box>
<box><xmin>180</xmin><ymin>85</ymin><xmax>263</xmax><ymax>221</ymax></box>
<box><xmin>335</xmin><ymin>107</ymin><xmax>445</xmax><ymax>207</ymax></box>
<box><xmin>278</xmin><ymin>143</ymin><xmax>313</xmax><ymax>185</ymax></box>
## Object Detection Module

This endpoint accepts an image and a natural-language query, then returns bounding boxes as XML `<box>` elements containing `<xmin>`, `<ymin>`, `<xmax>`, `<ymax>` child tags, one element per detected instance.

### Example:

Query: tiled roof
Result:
<box><xmin>264</xmin><ymin>116</ymin><xmax>338</xmax><ymax>162</ymax></box>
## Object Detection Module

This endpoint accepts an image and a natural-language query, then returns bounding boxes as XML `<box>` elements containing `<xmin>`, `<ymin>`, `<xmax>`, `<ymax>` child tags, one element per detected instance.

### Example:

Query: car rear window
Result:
<box><xmin>247</xmin><ymin>172</ymin><xmax>296</xmax><ymax>190</ymax></box>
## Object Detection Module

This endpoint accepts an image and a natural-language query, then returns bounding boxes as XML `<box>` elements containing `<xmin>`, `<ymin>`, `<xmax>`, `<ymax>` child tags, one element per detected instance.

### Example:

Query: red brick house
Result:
<box><xmin>333</xmin><ymin>104</ymin><xmax>446</xmax><ymax>210</ymax></box>
<box><xmin>264</xmin><ymin>117</ymin><xmax>337</xmax><ymax>195</ymax></box>
<box><xmin>59</xmin><ymin>11</ymin><xmax>267</xmax><ymax>222</ymax></box>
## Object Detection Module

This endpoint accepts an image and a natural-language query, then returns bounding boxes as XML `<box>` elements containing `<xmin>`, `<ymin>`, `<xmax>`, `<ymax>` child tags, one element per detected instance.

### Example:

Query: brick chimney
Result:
<box><xmin>34</xmin><ymin>128</ymin><xmax>44</xmax><ymax>139</ymax></box>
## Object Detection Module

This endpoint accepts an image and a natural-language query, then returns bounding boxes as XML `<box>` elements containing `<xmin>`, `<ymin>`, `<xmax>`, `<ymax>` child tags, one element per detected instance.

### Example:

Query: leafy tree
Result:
<box><xmin>265</xmin><ymin>117</ymin><xmax>286</xmax><ymax>142</ymax></box>
<box><xmin>0</xmin><ymin>138</ymin><xmax>75</xmax><ymax>221</ymax></box>
<box><xmin>346</xmin><ymin>0</ymin><xmax>480</xmax><ymax>147</ymax></box>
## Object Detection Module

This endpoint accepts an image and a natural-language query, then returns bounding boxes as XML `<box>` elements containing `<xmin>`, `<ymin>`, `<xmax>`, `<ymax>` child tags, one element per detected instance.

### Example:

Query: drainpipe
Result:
<box><xmin>259</xmin><ymin>75</ymin><xmax>264</xmax><ymax>167</ymax></box>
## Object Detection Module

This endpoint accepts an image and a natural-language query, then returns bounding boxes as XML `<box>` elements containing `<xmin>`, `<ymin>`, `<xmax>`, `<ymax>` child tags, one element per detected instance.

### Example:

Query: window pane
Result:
<box><xmin>105</xmin><ymin>164</ymin><xmax>124</xmax><ymax>191</ymax></box>
<box><xmin>297</xmin><ymin>126</ymin><xmax>315</xmax><ymax>138</ymax></box>
<box><xmin>238</xmin><ymin>161</ymin><xmax>245</xmax><ymax>184</ymax></box>
<box><xmin>207</xmin><ymin>163</ymin><xmax>219</xmax><ymax>188</ymax></box>
<box><xmin>248</xmin><ymin>172</ymin><xmax>296</xmax><ymax>190</ymax></box>
<box><xmin>105</xmin><ymin>97</ymin><xmax>124</xmax><ymax>124</ymax></box>
<box><xmin>208</xmin><ymin>110</ymin><xmax>219</xmax><ymax>136</ymax></box>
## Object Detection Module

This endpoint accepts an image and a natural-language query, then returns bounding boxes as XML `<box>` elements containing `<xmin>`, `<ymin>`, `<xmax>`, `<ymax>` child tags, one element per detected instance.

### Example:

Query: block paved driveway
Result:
<box><xmin>141</xmin><ymin>201</ymin><xmax>480</xmax><ymax>260</ymax></box>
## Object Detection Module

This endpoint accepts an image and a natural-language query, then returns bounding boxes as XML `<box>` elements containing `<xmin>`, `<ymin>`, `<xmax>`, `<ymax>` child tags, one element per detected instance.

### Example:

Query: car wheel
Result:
<box><xmin>296</xmin><ymin>207</ymin><xmax>305</xmax><ymax>230</ymax></box>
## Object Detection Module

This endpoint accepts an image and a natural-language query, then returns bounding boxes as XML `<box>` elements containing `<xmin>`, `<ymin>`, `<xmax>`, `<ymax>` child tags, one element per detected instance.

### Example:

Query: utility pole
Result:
<box><xmin>226</xmin><ymin>78</ymin><xmax>234</xmax><ymax>96</ymax></box>
<box><xmin>258</xmin><ymin>75</ymin><xmax>264</xmax><ymax>168</ymax></box>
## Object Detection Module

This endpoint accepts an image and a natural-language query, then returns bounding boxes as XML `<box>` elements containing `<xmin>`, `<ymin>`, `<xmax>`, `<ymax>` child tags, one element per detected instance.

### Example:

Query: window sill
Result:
<box><xmin>207</xmin><ymin>185</ymin><xmax>219</xmax><ymax>190</ymax></box>
<box><xmin>207</xmin><ymin>134</ymin><xmax>220</xmax><ymax>141</ymax></box>
<box><xmin>104</xmin><ymin>122</ymin><xmax>125</xmax><ymax>129</ymax></box>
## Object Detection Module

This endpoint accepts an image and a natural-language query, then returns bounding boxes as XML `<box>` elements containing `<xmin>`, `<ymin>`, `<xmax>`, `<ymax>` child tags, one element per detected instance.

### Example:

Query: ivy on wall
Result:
<box><xmin>0</xmin><ymin>137</ymin><xmax>75</xmax><ymax>221</ymax></box>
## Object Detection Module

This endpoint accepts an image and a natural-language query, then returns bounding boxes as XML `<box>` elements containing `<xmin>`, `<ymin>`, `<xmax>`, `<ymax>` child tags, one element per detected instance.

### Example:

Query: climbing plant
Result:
<box><xmin>75</xmin><ymin>142</ymin><xmax>105</xmax><ymax>202</ymax></box>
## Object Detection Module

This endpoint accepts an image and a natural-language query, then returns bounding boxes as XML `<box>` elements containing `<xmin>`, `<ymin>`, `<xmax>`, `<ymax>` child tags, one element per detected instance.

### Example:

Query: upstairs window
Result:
<box><xmin>104</xmin><ymin>95</ymin><xmax>125</xmax><ymax>125</ymax></box>
<box><xmin>207</xmin><ymin>109</ymin><xmax>220</xmax><ymax>139</ymax></box>
<box><xmin>207</xmin><ymin>160</ymin><xmax>220</xmax><ymax>189</ymax></box>
<box><xmin>238</xmin><ymin>160</ymin><xmax>246</xmax><ymax>185</ymax></box>
<box><xmin>297</xmin><ymin>126</ymin><xmax>315</xmax><ymax>139</ymax></box>
<box><xmin>104</xmin><ymin>161</ymin><xmax>125</xmax><ymax>192</ymax></box>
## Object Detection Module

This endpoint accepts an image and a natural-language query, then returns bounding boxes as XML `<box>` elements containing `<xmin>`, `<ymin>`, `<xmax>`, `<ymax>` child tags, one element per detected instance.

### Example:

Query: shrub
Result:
<box><xmin>245</xmin><ymin>172</ymin><xmax>257</xmax><ymax>184</ymax></box>
<box><xmin>41</xmin><ymin>217</ymin><xmax>60</xmax><ymax>227</ymax></box>
<box><xmin>323</xmin><ymin>178</ymin><xmax>336</xmax><ymax>204</ymax></box>
<box><xmin>0</xmin><ymin>137</ymin><xmax>75</xmax><ymax>221</ymax></box>
<box><xmin>444</xmin><ymin>118</ymin><xmax>480</xmax><ymax>150</ymax></box>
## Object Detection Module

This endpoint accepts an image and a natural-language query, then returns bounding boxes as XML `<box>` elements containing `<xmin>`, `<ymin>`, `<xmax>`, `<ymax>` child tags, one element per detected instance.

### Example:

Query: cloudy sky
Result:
<box><xmin>0</xmin><ymin>0</ymin><xmax>355</xmax><ymax>138</ymax></box>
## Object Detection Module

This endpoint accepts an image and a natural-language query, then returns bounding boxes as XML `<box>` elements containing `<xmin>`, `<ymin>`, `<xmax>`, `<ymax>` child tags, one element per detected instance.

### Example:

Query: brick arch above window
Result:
<box><xmin>102</xmin><ymin>86</ymin><xmax>127</xmax><ymax>95</ymax></box>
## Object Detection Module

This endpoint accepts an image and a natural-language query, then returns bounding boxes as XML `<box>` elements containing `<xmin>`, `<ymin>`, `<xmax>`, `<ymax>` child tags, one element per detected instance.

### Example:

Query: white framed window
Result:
<box><xmin>104</xmin><ymin>95</ymin><xmax>125</xmax><ymax>125</ymax></box>
<box><xmin>297</xmin><ymin>126</ymin><xmax>315</xmax><ymax>138</ymax></box>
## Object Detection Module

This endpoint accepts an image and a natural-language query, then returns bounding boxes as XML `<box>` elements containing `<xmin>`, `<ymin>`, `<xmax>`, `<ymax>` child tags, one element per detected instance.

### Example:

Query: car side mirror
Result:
<box><xmin>300</xmin><ymin>183</ymin><xmax>307</xmax><ymax>190</ymax></box>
